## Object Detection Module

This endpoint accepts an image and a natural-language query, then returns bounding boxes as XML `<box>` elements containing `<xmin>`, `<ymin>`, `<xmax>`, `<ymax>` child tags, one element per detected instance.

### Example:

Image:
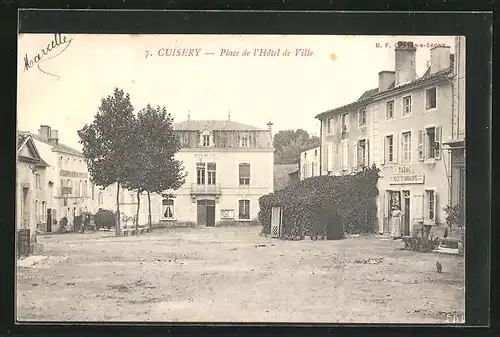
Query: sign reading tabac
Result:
<box><xmin>60</xmin><ymin>170</ymin><xmax>88</xmax><ymax>179</ymax></box>
<box><xmin>389</xmin><ymin>173</ymin><xmax>425</xmax><ymax>184</ymax></box>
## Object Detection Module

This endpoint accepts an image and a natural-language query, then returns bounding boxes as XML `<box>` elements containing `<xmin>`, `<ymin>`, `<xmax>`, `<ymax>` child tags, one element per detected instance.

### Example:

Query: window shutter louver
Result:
<box><xmin>417</xmin><ymin>129</ymin><xmax>424</xmax><ymax>161</ymax></box>
<box><xmin>393</xmin><ymin>134</ymin><xmax>398</xmax><ymax>164</ymax></box>
<box><xmin>352</xmin><ymin>142</ymin><xmax>358</xmax><ymax>170</ymax></box>
<box><xmin>365</xmin><ymin>139</ymin><xmax>370</xmax><ymax>167</ymax></box>
<box><xmin>435</xmin><ymin>125</ymin><xmax>442</xmax><ymax>160</ymax></box>
<box><xmin>433</xmin><ymin>192</ymin><xmax>438</xmax><ymax>224</ymax></box>
<box><xmin>381</xmin><ymin>136</ymin><xmax>386</xmax><ymax>165</ymax></box>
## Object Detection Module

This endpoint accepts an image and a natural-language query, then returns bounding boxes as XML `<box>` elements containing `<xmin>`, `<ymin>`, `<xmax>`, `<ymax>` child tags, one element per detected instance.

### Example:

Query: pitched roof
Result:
<box><xmin>358</xmin><ymin>88</ymin><xmax>379</xmax><ymax>101</ymax></box>
<box><xmin>274</xmin><ymin>164</ymin><xmax>298</xmax><ymax>192</ymax></box>
<box><xmin>20</xmin><ymin>132</ymin><xmax>83</xmax><ymax>156</ymax></box>
<box><xmin>316</xmin><ymin>66</ymin><xmax>453</xmax><ymax>119</ymax></box>
<box><xmin>17</xmin><ymin>134</ymin><xmax>49</xmax><ymax>167</ymax></box>
<box><xmin>17</xmin><ymin>134</ymin><xmax>29</xmax><ymax>151</ymax></box>
<box><xmin>173</xmin><ymin>120</ymin><xmax>264</xmax><ymax>131</ymax></box>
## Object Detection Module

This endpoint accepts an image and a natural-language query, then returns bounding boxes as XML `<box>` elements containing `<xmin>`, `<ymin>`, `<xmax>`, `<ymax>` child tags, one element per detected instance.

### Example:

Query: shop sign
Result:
<box><xmin>60</xmin><ymin>170</ymin><xmax>88</xmax><ymax>179</ymax></box>
<box><xmin>389</xmin><ymin>173</ymin><xmax>425</xmax><ymax>184</ymax></box>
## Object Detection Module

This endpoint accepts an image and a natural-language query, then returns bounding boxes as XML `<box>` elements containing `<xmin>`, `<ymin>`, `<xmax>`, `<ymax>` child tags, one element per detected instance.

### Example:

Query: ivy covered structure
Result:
<box><xmin>258</xmin><ymin>165</ymin><xmax>380</xmax><ymax>239</ymax></box>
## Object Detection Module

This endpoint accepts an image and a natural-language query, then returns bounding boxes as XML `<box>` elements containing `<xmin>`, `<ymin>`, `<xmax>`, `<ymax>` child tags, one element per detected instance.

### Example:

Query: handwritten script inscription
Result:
<box><xmin>23</xmin><ymin>33</ymin><xmax>73</xmax><ymax>80</ymax></box>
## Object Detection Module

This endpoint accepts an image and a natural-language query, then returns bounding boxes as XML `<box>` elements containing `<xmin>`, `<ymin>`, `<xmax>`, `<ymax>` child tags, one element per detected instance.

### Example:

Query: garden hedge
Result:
<box><xmin>259</xmin><ymin>165</ymin><xmax>380</xmax><ymax>237</ymax></box>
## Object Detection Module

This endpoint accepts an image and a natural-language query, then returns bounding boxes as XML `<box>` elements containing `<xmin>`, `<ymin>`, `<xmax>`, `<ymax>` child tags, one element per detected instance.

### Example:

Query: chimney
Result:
<box><xmin>38</xmin><ymin>125</ymin><xmax>51</xmax><ymax>140</ymax></box>
<box><xmin>48</xmin><ymin>129</ymin><xmax>59</xmax><ymax>145</ymax></box>
<box><xmin>378</xmin><ymin>70</ymin><xmax>395</xmax><ymax>92</ymax></box>
<box><xmin>429</xmin><ymin>45</ymin><xmax>451</xmax><ymax>74</ymax></box>
<box><xmin>394</xmin><ymin>41</ymin><xmax>417</xmax><ymax>86</ymax></box>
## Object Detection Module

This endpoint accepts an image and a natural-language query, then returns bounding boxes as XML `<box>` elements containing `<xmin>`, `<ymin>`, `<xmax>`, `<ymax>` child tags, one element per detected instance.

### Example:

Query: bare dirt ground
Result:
<box><xmin>17</xmin><ymin>226</ymin><xmax>465</xmax><ymax>323</ymax></box>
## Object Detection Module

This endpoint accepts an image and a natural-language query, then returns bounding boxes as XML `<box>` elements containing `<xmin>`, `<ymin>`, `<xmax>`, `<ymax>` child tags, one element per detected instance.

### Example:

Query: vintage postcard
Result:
<box><xmin>16</xmin><ymin>33</ymin><xmax>465</xmax><ymax>323</ymax></box>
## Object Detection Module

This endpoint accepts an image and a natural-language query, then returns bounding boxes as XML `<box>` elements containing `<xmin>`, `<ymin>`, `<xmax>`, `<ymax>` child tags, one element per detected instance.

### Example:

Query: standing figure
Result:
<box><xmin>390</xmin><ymin>205</ymin><xmax>403</xmax><ymax>239</ymax></box>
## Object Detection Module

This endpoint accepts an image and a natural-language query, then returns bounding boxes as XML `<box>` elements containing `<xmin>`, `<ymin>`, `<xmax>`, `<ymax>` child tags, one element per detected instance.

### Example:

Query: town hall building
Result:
<box><xmin>121</xmin><ymin>118</ymin><xmax>275</xmax><ymax>227</ymax></box>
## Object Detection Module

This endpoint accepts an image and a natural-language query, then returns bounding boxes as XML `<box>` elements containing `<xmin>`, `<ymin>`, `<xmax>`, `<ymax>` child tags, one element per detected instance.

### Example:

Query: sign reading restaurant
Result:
<box><xmin>389</xmin><ymin>165</ymin><xmax>424</xmax><ymax>184</ymax></box>
<box><xmin>60</xmin><ymin>170</ymin><xmax>88</xmax><ymax>179</ymax></box>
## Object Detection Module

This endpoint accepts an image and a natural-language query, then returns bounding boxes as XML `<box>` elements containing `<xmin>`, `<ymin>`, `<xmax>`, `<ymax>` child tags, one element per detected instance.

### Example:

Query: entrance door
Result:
<box><xmin>402</xmin><ymin>190</ymin><xmax>411</xmax><ymax>236</ymax></box>
<box><xmin>22</xmin><ymin>188</ymin><xmax>30</xmax><ymax>229</ymax></box>
<box><xmin>197</xmin><ymin>201</ymin><xmax>207</xmax><ymax>226</ymax></box>
<box><xmin>197</xmin><ymin>200</ymin><xmax>216</xmax><ymax>227</ymax></box>
<box><xmin>46</xmin><ymin>209</ymin><xmax>52</xmax><ymax>232</ymax></box>
<box><xmin>206</xmin><ymin>205</ymin><xmax>215</xmax><ymax>227</ymax></box>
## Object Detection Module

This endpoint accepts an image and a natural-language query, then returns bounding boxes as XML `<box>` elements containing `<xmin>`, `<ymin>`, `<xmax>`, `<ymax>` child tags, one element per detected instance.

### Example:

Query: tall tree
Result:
<box><xmin>124</xmin><ymin>104</ymin><xmax>186</xmax><ymax>233</ymax></box>
<box><xmin>78</xmin><ymin>88</ymin><xmax>136</xmax><ymax>237</ymax></box>
<box><xmin>273</xmin><ymin>129</ymin><xmax>320</xmax><ymax>164</ymax></box>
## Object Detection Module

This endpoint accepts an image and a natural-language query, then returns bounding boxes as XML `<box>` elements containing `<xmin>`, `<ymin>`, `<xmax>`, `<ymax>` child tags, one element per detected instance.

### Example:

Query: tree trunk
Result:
<box><xmin>135</xmin><ymin>189</ymin><xmax>141</xmax><ymax>235</ymax></box>
<box><xmin>116</xmin><ymin>182</ymin><xmax>121</xmax><ymax>237</ymax></box>
<box><xmin>147</xmin><ymin>191</ymin><xmax>152</xmax><ymax>230</ymax></box>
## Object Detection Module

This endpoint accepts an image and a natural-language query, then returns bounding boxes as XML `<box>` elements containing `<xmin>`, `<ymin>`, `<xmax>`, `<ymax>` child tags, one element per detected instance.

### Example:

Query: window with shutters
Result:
<box><xmin>358</xmin><ymin>108</ymin><xmax>366</xmax><ymax>127</ymax></box>
<box><xmin>162</xmin><ymin>199</ymin><xmax>174</xmax><ymax>219</ymax></box>
<box><xmin>422</xmin><ymin>126</ymin><xmax>442</xmax><ymax>160</ymax></box>
<box><xmin>341</xmin><ymin>141</ymin><xmax>349</xmax><ymax>170</ymax></box>
<box><xmin>239</xmin><ymin>163</ymin><xmax>250</xmax><ymax>185</ymax></box>
<box><xmin>327</xmin><ymin>117</ymin><xmax>333</xmax><ymax>134</ymax></box>
<box><xmin>425</xmin><ymin>87</ymin><xmax>437</xmax><ymax>110</ymax></box>
<box><xmin>425</xmin><ymin>189</ymin><xmax>437</xmax><ymax>222</ymax></box>
<box><xmin>385</xmin><ymin>135</ymin><xmax>396</xmax><ymax>164</ymax></box>
<box><xmin>386</xmin><ymin>100</ymin><xmax>395</xmax><ymax>120</ymax></box>
<box><xmin>401</xmin><ymin>131</ymin><xmax>412</xmax><ymax>163</ymax></box>
<box><xmin>402</xmin><ymin>95</ymin><xmax>412</xmax><ymax>116</ymax></box>
<box><xmin>207</xmin><ymin>162</ymin><xmax>216</xmax><ymax>185</ymax></box>
<box><xmin>238</xmin><ymin>200</ymin><xmax>250</xmax><ymax>219</ymax></box>
<box><xmin>341</xmin><ymin>113</ymin><xmax>349</xmax><ymax>138</ymax></box>
<box><xmin>358</xmin><ymin>139</ymin><xmax>368</xmax><ymax>168</ymax></box>
<box><xmin>196</xmin><ymin>162</ymin><xmax>206</xmax><ymax>185</ymax></box>
<box><xmin>327</xmin><ymin>143</ymin><xmax>333</xmax><ymax>171</ymax></box>
<box><xmin>35</xmin><ymin>174</ymin><xmax>41</xmax><ymax>189</ymax></box>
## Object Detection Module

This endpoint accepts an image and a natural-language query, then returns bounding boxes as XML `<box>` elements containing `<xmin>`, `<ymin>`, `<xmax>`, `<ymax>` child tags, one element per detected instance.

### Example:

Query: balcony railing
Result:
<box><xmin>191</xmin><ymin>183</ymin><xmax>222</xmax><ymax>195</ymax></box>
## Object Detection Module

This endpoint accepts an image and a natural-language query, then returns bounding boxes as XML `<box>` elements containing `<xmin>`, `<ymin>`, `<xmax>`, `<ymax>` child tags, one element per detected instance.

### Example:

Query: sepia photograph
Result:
<box><xmin>16</xmin><ymin>33</ymin><xmax>466</xmax><ymax>324</ymax></box>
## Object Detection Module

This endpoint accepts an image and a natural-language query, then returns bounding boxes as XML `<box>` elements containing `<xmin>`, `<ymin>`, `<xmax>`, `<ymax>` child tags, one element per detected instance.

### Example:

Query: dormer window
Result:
<box><xmin>199</xmin><ymin>130</ymin><xmax>213</xmax><ymax>147</ymax></box>
<box><xmin>202</xmin><ymin>135</ymin><xmax>210</xmax><ymax>147</ymax></box>
<box><xmin>239</xmin><ymin>135</ymin><xmax>250</xmax><ymax>147</ymax></box>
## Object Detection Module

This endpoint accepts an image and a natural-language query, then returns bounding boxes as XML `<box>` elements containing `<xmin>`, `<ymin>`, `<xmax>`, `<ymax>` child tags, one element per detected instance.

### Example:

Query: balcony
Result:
<box><xmin>190</xmin><ymin>183</ymin><xmax>222</xmax><ymax>196</ymax></box>
<box><xmin>61</xmin><ymin>187</ymin><xmax>72</xmax><ymax>196</ymax></box>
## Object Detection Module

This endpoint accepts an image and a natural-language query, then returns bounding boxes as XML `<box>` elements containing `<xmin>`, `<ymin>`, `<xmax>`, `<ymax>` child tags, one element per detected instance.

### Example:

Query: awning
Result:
<box><xmin>442</xmin><ymin>139</ymin><xmax>465</xmax><ymax>149</ymax></box>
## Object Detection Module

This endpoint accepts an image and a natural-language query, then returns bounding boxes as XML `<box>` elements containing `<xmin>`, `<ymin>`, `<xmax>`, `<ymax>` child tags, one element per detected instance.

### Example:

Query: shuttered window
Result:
<box><xmin>239</xmin><ymin>163</ymin><xmax>250</xmax><ymax>185</ymax></box>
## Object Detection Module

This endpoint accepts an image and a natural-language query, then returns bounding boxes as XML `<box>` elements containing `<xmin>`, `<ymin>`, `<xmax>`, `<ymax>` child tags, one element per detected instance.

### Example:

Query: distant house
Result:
<box><xmin>273</xmin><ymin>164</ymin><xmax>299</xmax><ymax>191</ymax></box>
<box><xmin>16</xmin><ymin>133</ymin><xmax>49</xmax><ymax>251</ymax></box>
<box><xmin>299</xmin><ymin>145</ymin><xmax>321</xmax><ymax>180</ymax></box>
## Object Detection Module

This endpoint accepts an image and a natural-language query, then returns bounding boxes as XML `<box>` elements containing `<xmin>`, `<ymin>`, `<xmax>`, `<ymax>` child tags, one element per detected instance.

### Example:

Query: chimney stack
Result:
<box><xmin>378</xmin><ymin>70</ymin><xmax>395</xmax><ymax>92</ymax></box>
<box><xmin>429</xmin><ymin>45</ymin><xmax>451</xmax><ymax>74</ymax></box>
<box><xmin>48</xmin><ymin>129</ymin><xmax>59</xmax><ymax>145</ymax></box>
<box><xmin>394</xmin><ymin>41</ymin><xmax>417</xmax><ymax>86</ymax></box>
<box><xmin>38</xmin><ymin>125</ymin><xmax>51</xmax><ymax>140</ymax></box>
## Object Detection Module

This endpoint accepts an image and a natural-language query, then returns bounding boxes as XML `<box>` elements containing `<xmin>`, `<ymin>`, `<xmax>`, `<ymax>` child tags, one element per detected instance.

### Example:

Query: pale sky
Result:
<box><xmin>17</xmin><ymin>34</ymin><xmax>455</xmax><ymax>150</ymax></box>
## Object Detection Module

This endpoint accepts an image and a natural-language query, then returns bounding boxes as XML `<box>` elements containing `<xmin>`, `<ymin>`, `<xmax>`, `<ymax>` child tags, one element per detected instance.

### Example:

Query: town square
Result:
<box><xmin>16</xmin><ymin>34</ymin><xmax>465</xmax><ymax>323</ymax></box>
